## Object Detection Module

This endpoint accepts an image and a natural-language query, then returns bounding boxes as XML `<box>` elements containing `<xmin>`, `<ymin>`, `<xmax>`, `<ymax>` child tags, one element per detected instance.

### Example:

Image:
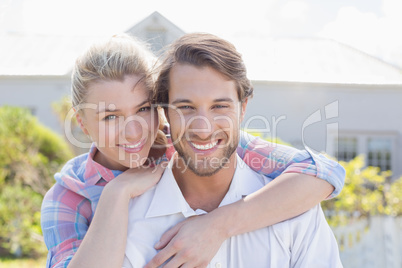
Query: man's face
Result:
<box><xmin>167</xmin><ymin>63</ymin><xmax>247</xmax><ymax>176</ymax></box>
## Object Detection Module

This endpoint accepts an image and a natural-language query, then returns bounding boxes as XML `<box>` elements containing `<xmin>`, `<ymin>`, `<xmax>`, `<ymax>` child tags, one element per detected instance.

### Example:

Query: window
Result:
<box><xmin>335</xmin><ymin>137</ymin><xmax>357</xmax><ymax>162</ymax></box>
<box><xmin>367</xmin><ymin>138</ymin><xmax>392</xmax><ymax>171</ymax></box>
<box><xmin>333</xmin><ymin>132</ymin><xmax>396</xmax><ymax>173</ymax></box>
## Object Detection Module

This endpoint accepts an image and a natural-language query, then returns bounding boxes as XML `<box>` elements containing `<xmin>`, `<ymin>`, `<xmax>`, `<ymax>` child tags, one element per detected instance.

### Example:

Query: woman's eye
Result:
<box><xmin>103</xmin><ymin>115</ymin><xmax>117</xmax><ymax>120</ymax></box>
<box><xmin>139</xmin><ymin>106</ymin><xmax>151</xmax><ymax>112</ymax></box>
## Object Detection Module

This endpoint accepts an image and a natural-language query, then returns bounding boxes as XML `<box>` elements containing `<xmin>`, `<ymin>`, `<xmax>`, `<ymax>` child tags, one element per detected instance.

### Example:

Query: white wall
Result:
<box><xmin>0</xmin><ymin>76</ymin><xmax>71</xmax><ymax>134</ymax></box>
<box><xmin>243</xmin><ymin>81</ymin><xmax>402</xmax><ymax>177</ymax></box>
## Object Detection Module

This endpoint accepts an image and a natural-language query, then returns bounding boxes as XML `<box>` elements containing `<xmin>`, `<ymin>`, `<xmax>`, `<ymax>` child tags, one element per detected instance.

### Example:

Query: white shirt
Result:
<box><xmin>123</xmin><ymin>155</ymin><xmax>343</xmax><ymax>268</ymax></box>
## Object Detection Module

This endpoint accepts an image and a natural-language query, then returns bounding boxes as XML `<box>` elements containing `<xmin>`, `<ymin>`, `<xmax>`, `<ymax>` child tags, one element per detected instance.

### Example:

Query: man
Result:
<box><xmin>123</xmin><ymin>33</ymin><xmax>343</xmax><ymax>268</ymax></box>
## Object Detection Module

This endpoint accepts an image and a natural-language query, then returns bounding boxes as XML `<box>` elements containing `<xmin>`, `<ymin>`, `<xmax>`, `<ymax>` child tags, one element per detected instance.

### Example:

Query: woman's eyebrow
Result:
<box><xmin>96</xmin><ymin>108</ymin><xmax>121</xmax><ymax>114</ymax></box>
<box><xmin>96</xmin><ymin>100</ymin><xmax>149</xmax><ymax>114</ymax></box>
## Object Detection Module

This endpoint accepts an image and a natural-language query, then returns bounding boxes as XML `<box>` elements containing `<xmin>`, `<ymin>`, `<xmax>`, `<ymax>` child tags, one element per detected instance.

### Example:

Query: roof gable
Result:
<box><xmin>125</xmin><ymin>11</ymin><xmax>185</xmax><ymax>54</ymax></box>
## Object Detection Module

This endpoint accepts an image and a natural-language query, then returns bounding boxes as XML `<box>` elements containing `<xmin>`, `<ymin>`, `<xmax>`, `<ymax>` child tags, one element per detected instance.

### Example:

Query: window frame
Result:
<box><xmin>328</xmin><ymin>130</ymin><xmax>397</xmax><ymax>174</ymax></box>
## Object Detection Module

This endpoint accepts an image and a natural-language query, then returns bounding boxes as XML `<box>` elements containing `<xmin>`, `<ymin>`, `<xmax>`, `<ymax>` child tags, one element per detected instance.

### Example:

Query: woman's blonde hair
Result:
<box><xmin>72</xmin><ymin>34</ymin><xmax>155</xmax><ymax>107</ymax></box>
<box><xmin>72</xmin><ymin>33</ymin><xmax>167</xmax><ymax>160</ymax></box>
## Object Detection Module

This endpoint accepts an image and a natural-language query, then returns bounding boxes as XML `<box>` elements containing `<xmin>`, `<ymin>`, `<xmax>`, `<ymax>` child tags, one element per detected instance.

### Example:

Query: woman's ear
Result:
<box><xmin>75</xmin><ymin>110</ymin><xmax>89</xmax><ymax>136</ymax></box>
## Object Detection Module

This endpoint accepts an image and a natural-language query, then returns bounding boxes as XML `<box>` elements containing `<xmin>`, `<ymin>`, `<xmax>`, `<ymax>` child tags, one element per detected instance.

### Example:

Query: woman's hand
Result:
<box><xmin>144</xmin><ymin>213</ymin><xmax>227</xmax><ymax>268</ymax></box>
<box><xmin>106</xmin><ymin>164</ymin><xmax>165</xmax><ymax>199</ymax></box>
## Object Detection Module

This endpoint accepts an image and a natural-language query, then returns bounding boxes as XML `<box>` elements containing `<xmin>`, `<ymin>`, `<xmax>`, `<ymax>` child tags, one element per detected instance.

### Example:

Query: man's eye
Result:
<box><xmin>214</xmin><ymin>105</ymin><xmax>228</xmax><ymax>109</ymax></box>
<box><xmin>103</xmin><ymin>115</ymin><xmax>117</xmax><ymax>120</ymax></box>
<box><xmin>178</xmin><ymin>105</ymin><xmax>192</xmax><ymax>110</ymax></box>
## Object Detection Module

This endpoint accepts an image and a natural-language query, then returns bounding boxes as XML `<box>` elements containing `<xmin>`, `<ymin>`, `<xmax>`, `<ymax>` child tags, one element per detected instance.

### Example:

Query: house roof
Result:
<box><xmin>125</xmin><ymin>11</ymin><xmax>185</xmax><ymax>55</ymax></box>
<box><xmin>0</xmin><ymin>11</ymin><xmax>185</xmax><ymax>76</ymax></box>
<box><xmin>125</xmin><ymin>11</ymin><xmax>185</xmax><ymax>40</ymax></box>
<box><xmin>1</xmin><ymin>12</ymin><xmax>402</xmax><ymax>84</ymax></box>
<box><xmin>235</xmin><ymin>36</ymin><xmax>402</xmax><ymax>84</ymax></box>
<box><xmin>0</xmin><ymin>33</ymin><xmax>104</xmax><ymax>76</ymax></box>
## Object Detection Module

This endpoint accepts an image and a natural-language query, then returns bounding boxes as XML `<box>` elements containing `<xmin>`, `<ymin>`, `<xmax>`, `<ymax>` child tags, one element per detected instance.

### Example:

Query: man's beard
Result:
<box><xmin>173</xmin><ymin>136</ymin><xmax>238</xmax><ymax>177</ymax></box>
<box><xmin>175</xmin><ymin>145</ymin><xmax>237</xmax><ymax>177</ymax></box>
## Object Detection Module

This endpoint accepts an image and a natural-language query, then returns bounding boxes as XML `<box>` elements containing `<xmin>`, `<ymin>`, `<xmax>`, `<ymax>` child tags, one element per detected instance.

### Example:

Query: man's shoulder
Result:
<box><xmin>269</xmin><ymin>204</ymin><xmax>329</xmax><ymax>246</ymax></box>
<box><xmin>234</xmin><ymin>154</ymin><xmax>271</xmax><ymax>190</ymax></box>
<box><xmin>275</xmin><ymin>204</ymin><xmax>324</xmax><ymax>228</ymax></box>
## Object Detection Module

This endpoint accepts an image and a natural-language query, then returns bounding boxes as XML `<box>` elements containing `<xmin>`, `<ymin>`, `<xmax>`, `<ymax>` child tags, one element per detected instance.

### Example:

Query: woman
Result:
<box><xmin>41</xmin><ymin>34</ymin><xmax>344</xmax><ymax>268</ymax></box>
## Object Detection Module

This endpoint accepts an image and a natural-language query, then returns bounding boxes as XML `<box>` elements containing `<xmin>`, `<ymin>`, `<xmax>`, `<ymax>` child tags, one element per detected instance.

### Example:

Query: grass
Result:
<box><xmin>0</xmin><ymin>256</ymin><xmax>47</xmax><ymax>268</ymax></box>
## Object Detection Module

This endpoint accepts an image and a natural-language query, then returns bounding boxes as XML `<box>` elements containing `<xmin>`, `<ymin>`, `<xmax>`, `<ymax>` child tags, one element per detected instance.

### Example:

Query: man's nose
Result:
<box><xmin>187</xmin><ymin>112</ymin><xmax>215</xmax><ymax>141</ymax></box>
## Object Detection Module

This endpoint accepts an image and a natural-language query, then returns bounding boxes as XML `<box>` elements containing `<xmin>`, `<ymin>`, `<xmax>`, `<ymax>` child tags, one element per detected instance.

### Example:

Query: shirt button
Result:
<box><xmin>215</xmin><ymin>262</ymin><xmax>222</xmax><ymax>268</ymax></box>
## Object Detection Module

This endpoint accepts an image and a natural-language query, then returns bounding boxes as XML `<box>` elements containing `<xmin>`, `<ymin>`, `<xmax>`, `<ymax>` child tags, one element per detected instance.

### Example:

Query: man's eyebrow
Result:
<box><xmin>171</xmin><ymin>98</ymin><xmax>234</xmax><ymax>105</ymax></box>
<box><xmin>214</xmin><ymin>98</ymin><xmax>234</xmax><ymax>103</ymax></box>
<box><xmin>171</xmin><ymin>99</ymin><xmax>192</xmax><ymax>105</ymax></box>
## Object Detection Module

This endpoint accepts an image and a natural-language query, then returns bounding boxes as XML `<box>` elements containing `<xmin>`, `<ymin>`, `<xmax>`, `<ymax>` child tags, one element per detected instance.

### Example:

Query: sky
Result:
<box><xmin>1</xmin><ymin>0</ymin><xmax>402</xmax><ymax>68</ymax></box>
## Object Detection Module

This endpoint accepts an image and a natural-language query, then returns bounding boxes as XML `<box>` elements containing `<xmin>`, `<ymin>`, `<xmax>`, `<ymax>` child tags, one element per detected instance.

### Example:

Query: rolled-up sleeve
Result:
<box><xmin>41</xmin><ymin>184</ymin><xmax>91</xmax><ymax>268</ymax></box>
<box><xmin>237</xmin><ymin>131</ymin><xmax>345</xmax><ymax>198</ymax></box>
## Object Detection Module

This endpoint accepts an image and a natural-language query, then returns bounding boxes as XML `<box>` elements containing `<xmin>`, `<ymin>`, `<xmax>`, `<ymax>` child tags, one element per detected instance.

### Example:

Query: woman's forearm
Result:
<box><xmin>68</xmin><ymin>184</ymin><xmax>130</xmax><ymax>268</ymax></box>
<box><xmin>211</xmin><ymin>173</ymin><xmax>334</xmax><ymax>238</ymax></box>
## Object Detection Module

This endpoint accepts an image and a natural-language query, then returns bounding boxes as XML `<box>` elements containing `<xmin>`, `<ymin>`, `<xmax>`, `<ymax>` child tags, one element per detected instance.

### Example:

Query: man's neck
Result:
<box><xmin>172</xmin><ymin>154</ymin><xmax>237</xmax><ymax>212</ymax></box>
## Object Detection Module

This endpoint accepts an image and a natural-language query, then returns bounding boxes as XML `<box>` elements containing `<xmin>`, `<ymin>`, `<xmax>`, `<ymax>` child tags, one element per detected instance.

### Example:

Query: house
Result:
<box><xmin>1</xmin><ymin>11</ymin><xmax>401</xmax><ymax>178</ymax></box>
<box><xmin>237</xmin><ymin>37</ymin><xmax>402</xmax><ymax>178</ymax></box>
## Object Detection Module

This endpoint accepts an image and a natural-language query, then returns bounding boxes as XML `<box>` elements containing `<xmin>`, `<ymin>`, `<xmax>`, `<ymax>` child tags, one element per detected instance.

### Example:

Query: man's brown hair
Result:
<box><xmin>154</xmin><ymin>33</ymin><xmax>253</xmax><ymax>105</ymax></box>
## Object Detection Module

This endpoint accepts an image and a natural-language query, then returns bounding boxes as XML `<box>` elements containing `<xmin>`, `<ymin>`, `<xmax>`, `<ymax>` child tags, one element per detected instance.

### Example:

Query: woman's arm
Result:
<box><xmin>216</xmin><ymin>172</ymin><xmax>333</xmax><ymax>236</ymax></box>
<box><xmin>42</xmin><ymin>166</ymin><xmax>164</xmax><ymax>268</ymax></box>
<box><xmin>237</xmin><ymin>131</ymin><xmax>344</xmax><ymax>198</ymax></box>
<box><xmin>145</xmin><ymin>133</ymin><xmax>345</xmax><ymax>268</ymax></box>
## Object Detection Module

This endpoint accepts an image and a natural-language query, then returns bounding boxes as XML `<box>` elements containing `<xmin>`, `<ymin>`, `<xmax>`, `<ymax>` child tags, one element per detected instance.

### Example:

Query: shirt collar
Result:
<box><xmin>219</xmin><ymin>155</ymin><xmax>266</xmax><ymax>206</ymax></box>
<box><xmin>83</xmin><ymin>143</ymin><xmax>118</xmax><ymax>185</ymax></box>
<box><xmin>145</xmin><ymin>154</ymin><xmax>266</xmax><ymax>218</ymax></box>
<box><xmin>146</xmin><ymin>156</ymin><xmax>196</xmax><ymax>218</ymax></box>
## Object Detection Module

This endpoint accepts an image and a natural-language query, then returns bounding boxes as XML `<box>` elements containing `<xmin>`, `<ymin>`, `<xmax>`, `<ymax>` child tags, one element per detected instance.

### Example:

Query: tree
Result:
<box><xmin>247</xmin><ymin>130</ymin><xmax>402</xmax><ymax>226</ymax></box>
<box><xmin>52</xmin><ymin>95</ymin><xmax>90</xmax><ymax>155</ymax></box>
<box><xmin>321</xmin><ymin>155</ymin><xmax>402</xmax><ymax>226</ymax></box>
<box><xmin>0</xmin><ymin>106</ymin><xmax>73</xmax><ymax>257</ymax></box>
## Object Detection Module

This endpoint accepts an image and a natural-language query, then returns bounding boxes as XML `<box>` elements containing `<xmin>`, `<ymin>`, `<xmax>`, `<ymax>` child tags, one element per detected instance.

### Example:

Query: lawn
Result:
<box><xmin>0</xmin><ymin>257</ymin><xmax>47</xmax><ymax>268</ymax></box>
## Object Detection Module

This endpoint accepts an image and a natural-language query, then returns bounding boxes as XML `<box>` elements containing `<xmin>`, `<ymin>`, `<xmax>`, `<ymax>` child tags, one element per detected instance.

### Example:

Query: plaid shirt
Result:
<box><xmin>41</xmin><ymin>131</ymin><xmax>345</xmax><ymax>268</ymax></box>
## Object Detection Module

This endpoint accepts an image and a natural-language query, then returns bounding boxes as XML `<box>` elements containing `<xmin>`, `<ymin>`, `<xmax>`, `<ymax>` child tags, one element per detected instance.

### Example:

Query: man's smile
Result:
<box><xmin>190</xmin><ymin>140</ymin><xmax>219</xmax><ymax>150</ymax></box>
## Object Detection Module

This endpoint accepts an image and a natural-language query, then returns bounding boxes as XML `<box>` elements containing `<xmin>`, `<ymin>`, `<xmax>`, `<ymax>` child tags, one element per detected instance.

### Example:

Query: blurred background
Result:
<box><xmin>0</xmin><ymin>0</ymin><xmax>401</xmax><ymax>267</ymax></box>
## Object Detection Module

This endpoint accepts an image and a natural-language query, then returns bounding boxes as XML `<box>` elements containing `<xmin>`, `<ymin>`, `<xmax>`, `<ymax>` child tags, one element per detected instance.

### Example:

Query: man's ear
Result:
<box><xmin>240</xmin><ymin>98</ymin><xmax>248</xmax><ymax>122</ymax></box>
<box><xmin>75</xmin><ymin>111</ymin><xmax>89</xmax><ymax>136</ymax></box>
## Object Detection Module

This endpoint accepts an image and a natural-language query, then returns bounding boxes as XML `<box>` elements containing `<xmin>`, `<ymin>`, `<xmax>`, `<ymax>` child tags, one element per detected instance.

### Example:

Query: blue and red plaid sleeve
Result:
<box><xmin>237</xmin><ymin>131</ymin><xmax>345</xmax><ymax>198</ymax></box>
<box><xmin>41</xmin><ymin>183</ymin><xmax>91</xmax><ymax>268</ymax></box>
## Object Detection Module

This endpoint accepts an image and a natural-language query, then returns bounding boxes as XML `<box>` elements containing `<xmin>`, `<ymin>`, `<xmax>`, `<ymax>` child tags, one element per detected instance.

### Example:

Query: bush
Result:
<box><xmin>0</xmin><ymin>106</ymin><xmax>73</xmax><ymax>257</ymax></box>
<box><xmin>247</xmin><ymin>130</ymin><xmax>402</xmax><ymax>226</ymax></box>
<box><xmin>321</xmin><ymin>155</ymin><xmax>402</xmax><ymax>226</ymax></box>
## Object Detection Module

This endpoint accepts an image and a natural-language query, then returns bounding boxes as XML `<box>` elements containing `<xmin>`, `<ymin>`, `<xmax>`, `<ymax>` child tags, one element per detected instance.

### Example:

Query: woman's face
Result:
<box><xmin>77</xmin><ymin>75</ymin><xmax>159</xmax><ymax>171</ymax></box>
